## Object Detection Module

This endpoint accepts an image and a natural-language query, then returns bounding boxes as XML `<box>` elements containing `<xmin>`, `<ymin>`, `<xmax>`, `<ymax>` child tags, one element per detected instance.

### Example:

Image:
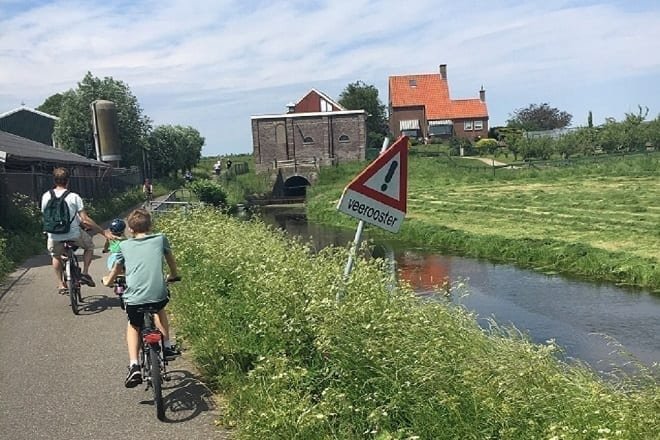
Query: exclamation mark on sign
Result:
<box><xmin>381</xmin><ymin>161</ymin><xmax>398</xmax><ymax>192</ymax></box>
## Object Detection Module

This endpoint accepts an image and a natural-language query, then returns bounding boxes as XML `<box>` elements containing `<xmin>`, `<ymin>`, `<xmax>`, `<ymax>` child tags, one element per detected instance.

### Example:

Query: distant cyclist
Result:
<box><xmin>142</xmin><ymin>179</ymin><xmax>153</xmax><ymax>201</ymax></box>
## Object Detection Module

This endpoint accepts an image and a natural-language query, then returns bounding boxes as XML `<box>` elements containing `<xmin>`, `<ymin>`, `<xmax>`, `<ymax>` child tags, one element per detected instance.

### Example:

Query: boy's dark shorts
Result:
<box><xmin>125</xmin><ymin>298</ymin><xmax>169</xmax><ymax>328</ymax></box>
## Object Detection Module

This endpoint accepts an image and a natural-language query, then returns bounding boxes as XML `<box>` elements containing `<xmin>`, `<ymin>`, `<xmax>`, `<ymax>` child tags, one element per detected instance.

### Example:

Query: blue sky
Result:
<box><xmin>1</xmin><ymin>0</ymin><xmax>659</xmax><ymax>156</ymax></box>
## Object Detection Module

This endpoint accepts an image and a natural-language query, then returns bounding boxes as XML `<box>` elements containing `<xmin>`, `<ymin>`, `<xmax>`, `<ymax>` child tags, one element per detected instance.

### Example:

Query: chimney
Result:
<box><xmin>439</xmin><ymin>64</ymin><xmax>447</xmax><ymax>80</ymax></box>
<box><xmin>479</xmin><ymin>86</ymin><xmax>486</xmax><ymax>102</ymax></box>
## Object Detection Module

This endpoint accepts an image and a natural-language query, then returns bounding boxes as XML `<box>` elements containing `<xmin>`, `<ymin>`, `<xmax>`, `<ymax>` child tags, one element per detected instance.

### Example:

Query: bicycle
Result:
<box><xmin>142</xmin><ymin>190</ymin><xmax>154</xmax><ymax>211</ymax></box>
<box><xmin>60</xmin><ymin>240</ymin><xmax>82</xmax><ymax>315</ymax></box>
<box><xmin>108</xmin><ymin>275</ymin><xmax>126</xmax><ymax>310</ymax></box>
<box><xmin>136</xmin><ymin>276</ymin><xmax>180</xmax><ymax>421</ymax></box>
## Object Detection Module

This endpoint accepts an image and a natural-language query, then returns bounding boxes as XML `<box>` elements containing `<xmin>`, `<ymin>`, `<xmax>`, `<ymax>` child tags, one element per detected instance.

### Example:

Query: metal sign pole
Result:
<box><xmin>337</xmin><ymin>137</ymin><xmax>390</xmax><ymax>303</ymax></box>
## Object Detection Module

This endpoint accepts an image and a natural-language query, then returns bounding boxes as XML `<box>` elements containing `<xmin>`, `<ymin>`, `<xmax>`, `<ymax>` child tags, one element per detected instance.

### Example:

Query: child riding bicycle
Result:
<box><xmin>102</xmin><ymin>208</ymin><xmax>181</xmax><ymax>388</ymax></box>
<box><xmin>102</xmin><ymin>218</ymin><xmax>126</xmax><ymax>257</ymax></box>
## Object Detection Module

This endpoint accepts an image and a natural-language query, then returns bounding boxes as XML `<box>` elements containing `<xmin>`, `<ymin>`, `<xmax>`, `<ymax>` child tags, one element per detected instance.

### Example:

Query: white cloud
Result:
<box><xmin>1</xmin><ymin>0</ymin><xmax>659</xmax><ymax>154</ymax></box>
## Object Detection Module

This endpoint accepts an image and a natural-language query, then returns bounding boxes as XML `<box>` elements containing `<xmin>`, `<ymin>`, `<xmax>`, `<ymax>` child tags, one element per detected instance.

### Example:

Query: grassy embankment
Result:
<box><xmin>307</xmin><ymin>152</ymin><xmax>660</xmax><ymax>292</ymax></box>
<box><xmin>160</xmin><ymin>208</ymin><xmax>659</xmax><ymax>439</ymax></box>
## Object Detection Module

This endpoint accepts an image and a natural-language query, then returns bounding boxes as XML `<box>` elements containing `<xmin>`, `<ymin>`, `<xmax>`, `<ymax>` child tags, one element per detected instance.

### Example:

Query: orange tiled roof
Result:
<box><xmin>449</xmin><ymin>99</ymin><xmax>488</xmax><ymax>119</ymax></box>
<box><xmin>389</xmin><ymin>73</ymin><xmax>488</xmax><ymax>119</ymax></box>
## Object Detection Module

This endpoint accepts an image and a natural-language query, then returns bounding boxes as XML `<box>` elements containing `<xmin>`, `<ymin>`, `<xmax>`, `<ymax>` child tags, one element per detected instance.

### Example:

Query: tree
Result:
<box><xmin>147</xmin><ymin>125</ymin><xmax>204</xmax><ymax>177</ymax></box>
<box><xmin>598</xmin><ymin>106</ymin><xmax>650</xmax><ymax>153</ymax></box>
<box><xmin>338</xmin><ymin>81</ymin><xmax>388</xmax><ymax>150</ymax></box>
<box><xmin>622</xmin><ymin>106</ymin><xmax>649</xmax><ymax>152</ymax></box>
<box><xmin>506</xmin><ymin>103</ymin><xmax>572</xmax><ymax>131</ymax></box>
<box><xmin>36</xmin><ymin>92</ymin><xmax>67</xmax><ymax>117</ymax></box>
<box><xmin>492</xmin><ymin>126</ymin><xmax>524</xmax><ymax>160</ymax></box>
<box><xmin>556</xmin><ymin>130</ymin><xmax>588</xmax><ymax>159</ymax></box>
<box><xmin>45</xmin><ymin>72</ymin><xmax>151</xmax><ymax>166</ymax></box>
<box><xmin>176</xmin><ymin>126</ymin><xmax>204</xmax><ymax>173</ymax></box>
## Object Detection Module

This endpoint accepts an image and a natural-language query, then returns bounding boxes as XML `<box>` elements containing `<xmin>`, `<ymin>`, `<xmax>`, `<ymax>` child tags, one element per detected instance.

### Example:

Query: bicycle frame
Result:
<box><xmin>112</xmin><ymin>275</ymin><xmax>126</xmax><ymax>310</ymax></box>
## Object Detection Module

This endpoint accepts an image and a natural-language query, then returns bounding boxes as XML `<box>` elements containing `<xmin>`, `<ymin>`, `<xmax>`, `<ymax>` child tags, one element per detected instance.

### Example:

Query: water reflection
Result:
<box><xmin>396</xmin><ymin>252</ymin><xmax>451</xmax><ymax>293</ymax></box>
<box><xmin>259</xmin><ymin>210</ymin><xmax>660</xmax><ymax>372</ymax></box>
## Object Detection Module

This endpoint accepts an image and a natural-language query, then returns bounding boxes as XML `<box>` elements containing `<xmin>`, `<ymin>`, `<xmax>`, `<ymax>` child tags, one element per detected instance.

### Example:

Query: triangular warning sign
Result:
<box><xmin>347</xmin><ymin>136</ymin><xmax>408</xmax><ymax>212</ymax></box>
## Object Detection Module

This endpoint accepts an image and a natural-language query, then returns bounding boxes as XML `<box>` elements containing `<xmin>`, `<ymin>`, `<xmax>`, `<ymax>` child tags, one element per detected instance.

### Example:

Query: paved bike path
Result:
<box><xmin>0</xmin><ymin>233</ymin><xmax>230</xmax><ymax>439</ymax></box>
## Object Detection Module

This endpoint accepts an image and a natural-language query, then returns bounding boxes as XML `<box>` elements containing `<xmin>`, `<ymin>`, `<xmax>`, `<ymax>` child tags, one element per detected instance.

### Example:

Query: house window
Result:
<box><xmin>409</xmin><ymin>79</ymin><xmax>417</xmax><ymax>87</ymax></box>
<box><xmin>303</xmin><ymin>136</ymin><xmax>314</xmax><ymax>144</ymax></box>
<box><xmin>474</xmin><ymin>120</ymin><xmax>483</xmax><ymax>131</ymax></box>
<box><xmin>339</xmin><ymin>134</ymin><xmax>350</xmax><ymax>143</ymax></box>
<box><xmin>429</xmin><ymin>124</ymin><xmax>452</xmax><ymax>137</ymax></box>
<box><xmin>320</xmin><ymin>98</ymin><xmax>332</xmax><ymax>112</ymax></box>
<box><xmin>464</xmin><ymin>121</ymin><xmax>473</xmax><ymax>131</ymax></box>
<box><xmin>401</xmin><ymin>129</ymin><xmax>420</xmax><ymax>139</ymax></box>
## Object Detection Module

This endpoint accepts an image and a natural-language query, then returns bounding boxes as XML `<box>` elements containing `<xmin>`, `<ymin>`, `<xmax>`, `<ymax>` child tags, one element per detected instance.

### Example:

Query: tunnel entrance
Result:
<box><xmin>284</xmin><ymin>175</ymin><xmax>311</xmax><ymax>197</ymax></box>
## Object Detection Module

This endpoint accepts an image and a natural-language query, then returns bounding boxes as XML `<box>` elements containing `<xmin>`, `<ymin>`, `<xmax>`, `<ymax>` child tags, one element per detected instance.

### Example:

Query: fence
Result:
<box><xmin>0</xmin><ymin>167</ymin><xmax>142</xmax><ymax>210</ymax></box>
<box><xmin>271</xmin><ymin>157</ymin><xmax>334</xmax><ymax>172</ymax></box>
<box><xmin>147</xmin><ymin>188</ymin><xmax>196</xmax><ymax>216</ymax></box>
<box><xmin>228</xmin><ymin>161</ymin><xmax>249</xmax><ymax>176</ymax></box>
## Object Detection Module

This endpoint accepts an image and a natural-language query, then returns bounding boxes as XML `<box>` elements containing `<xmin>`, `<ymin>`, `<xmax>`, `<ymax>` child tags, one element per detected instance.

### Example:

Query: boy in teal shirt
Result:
<box><xmin>103</xmin><ymin>208</ymin><xmax>180</xmax><ymax>388</ymax></box>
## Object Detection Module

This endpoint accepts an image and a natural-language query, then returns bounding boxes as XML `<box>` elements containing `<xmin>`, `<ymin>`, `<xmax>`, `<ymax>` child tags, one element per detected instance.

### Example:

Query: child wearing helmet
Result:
<box><xmin>104</xmin><ymin>218</ymin><xmax>127</xmax><ymax>271</ymax></box>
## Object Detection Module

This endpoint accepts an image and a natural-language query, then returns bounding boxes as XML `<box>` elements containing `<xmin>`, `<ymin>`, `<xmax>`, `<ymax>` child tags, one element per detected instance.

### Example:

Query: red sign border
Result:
<box><xmin>346</xmin><ymin>136</ymin><xmax>408</xmax><ymax>212</ymax></box>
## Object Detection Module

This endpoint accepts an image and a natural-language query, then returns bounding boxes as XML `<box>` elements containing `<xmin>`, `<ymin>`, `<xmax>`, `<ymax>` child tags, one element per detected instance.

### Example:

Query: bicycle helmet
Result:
<box><xmin>109</xmin><ymin>218</ymin><xmax>126</xmax><ymax>235</ymax></box>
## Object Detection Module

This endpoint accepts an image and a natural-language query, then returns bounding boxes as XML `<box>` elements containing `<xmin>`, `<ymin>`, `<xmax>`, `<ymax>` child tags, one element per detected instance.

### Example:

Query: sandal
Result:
<box><xmin>79</xmin><ymin>273</ymin><xmax>96</xmax><ymax>287</ymax></box>
<box><xmin>58</xmin><ymin>287</ymin><xmax>68</xmax><ymax>295</ymax></box>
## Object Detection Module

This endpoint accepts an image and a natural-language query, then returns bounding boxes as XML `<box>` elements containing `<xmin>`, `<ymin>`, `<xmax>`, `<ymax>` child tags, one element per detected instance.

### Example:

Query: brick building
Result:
<box><xmin>389</xmin><ymin>64</ymin><xmax>488</xmax><ymax>142</ymax></box>
<box><xmin>251</xmin><ymin>89</ymin><xmax>367</xmax><ymax>173</ymax></box>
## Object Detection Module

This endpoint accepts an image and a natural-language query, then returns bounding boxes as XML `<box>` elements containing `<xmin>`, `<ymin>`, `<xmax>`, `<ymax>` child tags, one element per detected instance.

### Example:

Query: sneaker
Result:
<box><xmin>79</xmin><ymin>273</ymin><xmax>96</xmax><ymax>287</ymax></box>
<box><xmin>124</xmin><ymin>364</ymin><xmax>142</xmax><ymax>388</ymax></box>
<box><xmin>163</xmin><ymin>345</ymin><xmax>181</xmax><ymax>360</ymax></box>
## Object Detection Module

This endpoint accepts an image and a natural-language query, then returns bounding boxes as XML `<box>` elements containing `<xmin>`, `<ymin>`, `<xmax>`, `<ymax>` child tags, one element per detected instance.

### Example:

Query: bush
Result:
<box><xmin>0</xmin><ymin>193</ymin><xmax>43</xmax><ymax>268</ymax></box>
<box><xmin>85</xmin><ymin>188</ymin><xmax>145</xmax><ymax>221</ymax></box>
<box><xmin>449</xmin><ymin>137</ymin><xmax>474</xmax><ymax>156</ymax></box>
<box><xmin>189</xmin><ymin>179</ymin><xmax>227</xmax><ymax>207</ymax></box>
<box><xmin>475</xmin><ymin>138</ymin><xmax>499</xmax><ymax>156</ymax></box>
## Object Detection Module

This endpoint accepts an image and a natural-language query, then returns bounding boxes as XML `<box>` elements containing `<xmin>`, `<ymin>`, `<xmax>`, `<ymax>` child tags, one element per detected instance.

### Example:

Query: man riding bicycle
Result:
<box><xmin>142</xmin><ymin>178</ymin><xmax>153</xmax><ymax>200</ymax></box>
<box><xmin>41</xmin><ymin>167</ymin><xmax>114</xmax><ymax>293</ymax></box>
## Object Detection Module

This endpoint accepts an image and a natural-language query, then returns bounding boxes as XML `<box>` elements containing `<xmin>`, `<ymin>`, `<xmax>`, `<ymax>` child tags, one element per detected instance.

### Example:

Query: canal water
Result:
<box><xmin>261</xmin><ymin>209</ymin><xmax>660</xmax><ymax>373</ymax></box>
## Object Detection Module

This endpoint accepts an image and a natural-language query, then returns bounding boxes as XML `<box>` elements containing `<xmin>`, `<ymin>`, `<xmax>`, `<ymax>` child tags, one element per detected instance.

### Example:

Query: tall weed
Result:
<box><xmin>160</xmin><ymin>208</ymin><xmax>659</xmax><ymax>439</ymax></box>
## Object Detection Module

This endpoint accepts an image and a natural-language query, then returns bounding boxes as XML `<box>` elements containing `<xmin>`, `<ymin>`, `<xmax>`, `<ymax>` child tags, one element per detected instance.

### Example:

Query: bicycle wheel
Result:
<box><xmin>66</xmin><ymin>256</ymin><xmax>78</xmax><ymax>315</ymax></box>
<box><xmin>72</xmin><ymin>257</ymin><xmax>83</xmax><ymax>302</ymax></box>
<box><xmin>149</xmin><ymin>345</ymin><xmax>165</xmax><ymax>420</ymax></box>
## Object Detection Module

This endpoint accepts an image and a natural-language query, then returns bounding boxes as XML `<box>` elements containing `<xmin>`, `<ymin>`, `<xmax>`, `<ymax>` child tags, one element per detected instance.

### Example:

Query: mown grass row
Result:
<box><xmin>159</xmin><ymin>208</ymin><xmax>659</xmax><ymax>439</ymax></box>
<box><xmin>307</xmin><ymin>153</ymin><xmax>660</xmax><ymax>290</ymax></box>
